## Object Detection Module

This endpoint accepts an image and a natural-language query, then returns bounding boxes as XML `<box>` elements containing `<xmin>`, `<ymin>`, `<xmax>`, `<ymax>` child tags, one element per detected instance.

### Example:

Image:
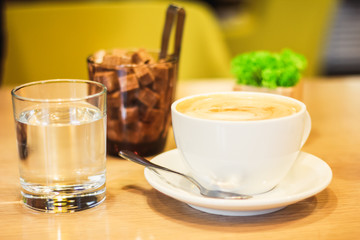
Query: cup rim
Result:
<box><xmin>171</xmin><ymin>91</ymin><xmax>307</xmax><ymax>124</ymax></box>
<box><xmin>11</xmin><ymin>79</ymin><xmax>107</xmax><ymax>103</ymax></box>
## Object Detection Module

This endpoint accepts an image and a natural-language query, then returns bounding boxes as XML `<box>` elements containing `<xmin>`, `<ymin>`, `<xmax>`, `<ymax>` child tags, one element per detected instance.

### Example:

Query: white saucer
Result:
<box><xmin>144</xmin><ymin>149</ymin><xmax>332</xmax><ymax>216</ymax></box>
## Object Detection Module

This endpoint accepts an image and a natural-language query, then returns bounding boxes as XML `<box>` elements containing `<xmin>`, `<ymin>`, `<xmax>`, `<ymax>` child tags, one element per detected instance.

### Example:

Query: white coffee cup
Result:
<box><xmin>171</xmin><ymin>92</ymin><xmax>311</xmax><ymax>195</ymax></box>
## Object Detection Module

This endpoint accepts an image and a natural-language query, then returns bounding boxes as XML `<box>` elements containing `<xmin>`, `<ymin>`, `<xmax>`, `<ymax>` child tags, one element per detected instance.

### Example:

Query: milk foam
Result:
<box><xmin>176</xmin><ymin>94</ymin><xmax>300</xmax><ymax>121</ymax></box>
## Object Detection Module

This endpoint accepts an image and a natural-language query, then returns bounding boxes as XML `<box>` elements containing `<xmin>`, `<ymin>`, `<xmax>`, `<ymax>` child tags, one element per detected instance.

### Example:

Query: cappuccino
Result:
<box><xmin>172</xmin><ymin>91</ymin><xmax>311</xmax><ymax>195</ymax></box>
<box><xmin>176</xmin><ymin>93</ymin><xmax>300</xmax><ymax>121</ymax></box>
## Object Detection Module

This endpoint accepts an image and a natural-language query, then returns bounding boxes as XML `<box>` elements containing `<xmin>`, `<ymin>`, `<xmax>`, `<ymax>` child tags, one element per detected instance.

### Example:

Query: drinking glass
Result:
<box><xmin>11</xmin><ymin>79</ymin><xmax>107</xmax><ymax>213</ymax></box>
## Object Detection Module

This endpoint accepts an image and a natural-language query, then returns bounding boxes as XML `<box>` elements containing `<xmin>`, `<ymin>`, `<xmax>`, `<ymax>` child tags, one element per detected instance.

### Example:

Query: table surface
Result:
<box><xmin>1</xmin><ymin>78</ymin><xmax>359</xmax><ymax>239</ymax></box>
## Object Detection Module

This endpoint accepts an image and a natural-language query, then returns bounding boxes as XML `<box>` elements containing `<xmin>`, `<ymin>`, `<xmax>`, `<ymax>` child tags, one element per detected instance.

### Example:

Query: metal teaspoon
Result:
<box><xmin>119</xmin><ymin>150</ymin><xmax>252</xmax><ymax>200</ymax></box>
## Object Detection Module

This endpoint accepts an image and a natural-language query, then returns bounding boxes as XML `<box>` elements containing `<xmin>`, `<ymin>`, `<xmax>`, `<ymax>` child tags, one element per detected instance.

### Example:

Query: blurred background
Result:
<box><xmin>1</xmin><ymin>0</ymin><xmax>360</xmax><ymax>85</ymax></box>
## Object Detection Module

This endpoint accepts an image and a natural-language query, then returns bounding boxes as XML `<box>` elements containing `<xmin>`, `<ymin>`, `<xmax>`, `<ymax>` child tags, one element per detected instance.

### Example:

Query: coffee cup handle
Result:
<box><xmin>301</xmin><ymin>111</ymin><xmax>312</xmax><ymax>147</ymax></box>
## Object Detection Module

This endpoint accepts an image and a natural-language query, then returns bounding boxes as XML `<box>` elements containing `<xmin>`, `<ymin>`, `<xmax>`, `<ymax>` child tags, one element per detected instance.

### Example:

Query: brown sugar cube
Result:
<box><xmin>156</xmin><ymin>82</ymin><xmax>174</xmax><ymax>110</ymax></box>
<box><xmin>152</xmin><ymin>63</ymin><xmax>172</xmax><ymax>93</ymax></box>
<box><xmin>123</xmin><ymin>123</ymin><xmax>142</xmax><ymax>144</ymax></box>
<box><xmin>111</xmin><ymin>49</ymin><xmax>127</xmax><ymax>57</ymax></box>
<box><xmin>111</xmin><ymin>49</ymin><xmax>132</xmax><ymax>64</ymax></box>
<box><xmin>152</xmin><ymin>77</ymin><xmax>165</xmax><ymax>93</ymax></box>
<box><xmin>153</xmin><ymin>63</ymin><xmax>170</xmax><ymax>80</ymax></box>
<box><xmin>117</xmin><ymin>67</ymin><xmax>135</xmax><ymax>78</ymax></box>
<box><xmin>137</xmin><ymin>88</ymin><xmax>160</xmax><ymax>108</ymax></box>
<box><xmin>131</xmin><ymin>121</ymin><xmax>155</xmax><ymax>142</ymax></box>
<box><xmin>119</xmin><ymin>106</ymin><xmax>139</xmax><ymax>125</ymax></box>
<box><xmin>138</xmin><ymin>103</ymin><xmax>148</xmax><ymax>119</ymax></box>
<box><xmin>93</xmin><ymin>50</ymin><xmax>106</xmax><ymax>63</ymax></box>
<box><xmin>131</xmin><ymin>49</ymin><xmax>155</xmax><ymax>64</ymax></box>
<box><xmin>141</xmin><ymin>108</ymin><xmax>165</xmax><ymax>123</ymax></box>
<box><xmin>119</xmin><ymin>74</ymin><xmax>139</xmax><ymax>92</ymax></box>
<box><xmin>107</xmin><ymin>106</ymin><xmax>119</xmax><ymax>120</ymax></box>
<box><xmin>134</xmin><ymin>65</ymin><xmax>154</xmax><ymax>87</ymax></box>
<box><xmin>107</xmin><ymin>120</ymin><xmax>123</xmax><ymax>142</ymax></box>
<box><xmin>121</xmin><ymin>90</ymin><xmax>138</xmax><ymax>107</ymax></box>
<box><xmin>120</xmin><ymin>57</ymin><xmax>132</xmax><ymax>65</ymax></box>
<box><xmin>102</xmin><ymin>54</ymin><xmax>122</xmax><ymax>66</ymax></box>
<box><xmin>141</xmin><ymin>118</ymin><xmax>164</xmax><ymax>142</ymax></box>
<box><xmin>131</xmin><ymin>52</ymin><xmax>144</xmax><ymax>64</ymax></box>
<box><xmin>140</xmin><ymin>109</ymin><xmax>166</xmax><ymax>141</ymax></box>
<box><xmin>137</xmin><ymin>122</ymin><xmax>152</xmax><ymax>142</ymax></box>
<box><xmin>107</xmin><ymin>91</ymin><xmax>121</xmax><ymax>108</ymax></box>
<box><xmin>94</xmin><ymin>71</ymin><xmax>119</xmax><ymax>93</ymax></box>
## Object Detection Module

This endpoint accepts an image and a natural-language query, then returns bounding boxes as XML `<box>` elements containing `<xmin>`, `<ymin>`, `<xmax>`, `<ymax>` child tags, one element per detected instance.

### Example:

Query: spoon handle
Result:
<box><xmin>119</xmin><ymin>150</ymin><xmax>186</xmax><ymax>177</ymax></box>
<box><xmin>159</xmin><ymin>5</ymin><xmax>177</xmax><ymax>60</ymax></box>
<box><xmin>159</xmin><ymin>4</ymin><xmax>186</xmax><ymax>60</ymax></box>
<box><xmin>119</xmin><ymin>150</ymin><xmax>252</xmax><ymax>200</ymax></box>
<box><xmin>119</xmin><ymin>150</ymin><xmax>208</xmax><ymax>194</ymax></box>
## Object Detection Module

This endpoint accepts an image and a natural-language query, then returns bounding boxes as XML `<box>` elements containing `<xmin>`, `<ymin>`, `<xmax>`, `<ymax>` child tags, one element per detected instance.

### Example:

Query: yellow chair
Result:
<box><xmin>2</xmin><ymin>1</ymin><xmax>232</xmax><ymax>86</ymax></box>
<box><xmin>222</xmin><ymin>0</ymin><xmax>338</xmax><ymax>76</ymax></box>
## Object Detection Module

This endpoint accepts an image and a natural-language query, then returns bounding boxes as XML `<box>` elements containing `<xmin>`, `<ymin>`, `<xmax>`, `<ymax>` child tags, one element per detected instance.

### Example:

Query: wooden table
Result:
<box><xmin>1</xmin><ymin>78</ymin><xmax>359</xmax><ymax>239</ymax></box>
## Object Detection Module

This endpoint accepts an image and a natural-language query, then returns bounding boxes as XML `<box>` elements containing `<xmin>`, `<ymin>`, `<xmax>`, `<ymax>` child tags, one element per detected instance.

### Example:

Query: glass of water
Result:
<box><xmin>11</xmin><ymin>79</ymin><xmax>107</xmax><ymax>213</ymax></box>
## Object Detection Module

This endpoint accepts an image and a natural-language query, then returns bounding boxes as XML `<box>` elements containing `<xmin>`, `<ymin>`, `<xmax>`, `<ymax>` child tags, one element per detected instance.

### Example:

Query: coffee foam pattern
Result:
<box><xmin>176</xmin><ymin>94</ymin><xmax>300</xmax><ymax>121</ymax></box>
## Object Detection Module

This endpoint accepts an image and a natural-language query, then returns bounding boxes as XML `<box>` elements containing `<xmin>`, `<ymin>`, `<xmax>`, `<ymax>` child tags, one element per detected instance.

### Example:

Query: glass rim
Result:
<box><xmin>11</xmin><ymin>79</ymin><xmax>107</xmax><ymax>103</ymax></box>
<box><xmin>86</xmin><ymin>48</ymin><xmax>178</xmax><ymax>69</ymax></box>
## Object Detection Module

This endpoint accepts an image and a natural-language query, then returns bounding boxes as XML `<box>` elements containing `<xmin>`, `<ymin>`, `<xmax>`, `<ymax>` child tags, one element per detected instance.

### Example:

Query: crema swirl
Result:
<box><xmin>176</xmin><ymin>94</ymin><xmax>300</xmax><ymax>121</ymax></box>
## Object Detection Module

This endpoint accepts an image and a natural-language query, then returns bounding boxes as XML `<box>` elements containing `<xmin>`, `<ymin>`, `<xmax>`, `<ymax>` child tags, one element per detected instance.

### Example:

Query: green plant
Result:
<box><xmin>231</xmin><ymin>49</ymin><xmax>307</xmax><ymax>89</ymax></box>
